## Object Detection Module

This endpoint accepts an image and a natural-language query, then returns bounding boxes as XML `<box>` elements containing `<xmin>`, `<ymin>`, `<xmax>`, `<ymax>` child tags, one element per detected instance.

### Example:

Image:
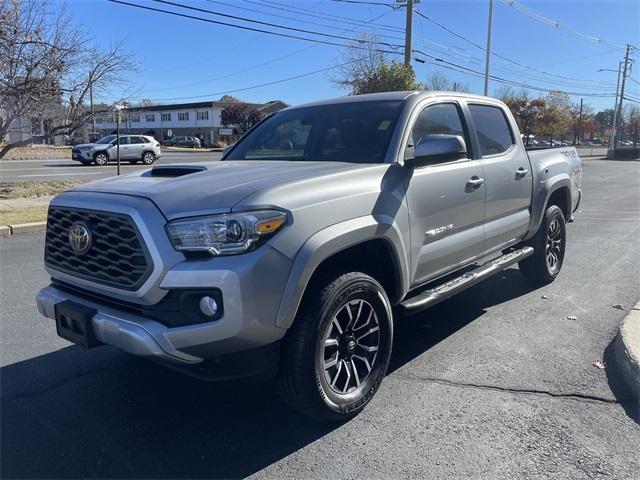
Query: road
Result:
<box><xmin>1</xmin><ymin>159</ymin><xmax>639</xmax><ymax>479</ymax></box>
<box><xmin>0</xmin><ymin>151</ymin><xmax>222</xmax><ymax>182</ymax></box>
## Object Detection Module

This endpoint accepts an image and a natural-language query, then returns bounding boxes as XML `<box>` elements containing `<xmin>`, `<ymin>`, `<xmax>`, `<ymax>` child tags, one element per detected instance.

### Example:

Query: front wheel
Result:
<box><xmin>277</xmin><ymin>272</ymin><xmax>393</xmax><ymax>422</ymax></box>
<box><xmin>94</xmin><ymin>152</ymin><xmax>108</xmax><ymax>166</ymax></box>
<box><xmin>141</xmin><ymin>152</ymin><xmax>156</xmax><ymax>165</ymax></box>
<box><xmin>518</xmin><ymin>204</ymin><xmax>566</xmax><ymax>285</ymax></box>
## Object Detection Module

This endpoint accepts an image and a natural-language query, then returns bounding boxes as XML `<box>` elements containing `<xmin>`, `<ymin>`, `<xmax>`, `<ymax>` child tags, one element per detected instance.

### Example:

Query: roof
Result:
<box><xmin>119</xmin><ymin>99</ymin><xmax>288</xmax><ymax>113</ymax></box>
<box><xmin>288</xmin><ymin>90</ymin><xmax>495</xmax><ymax>110</ymax></box>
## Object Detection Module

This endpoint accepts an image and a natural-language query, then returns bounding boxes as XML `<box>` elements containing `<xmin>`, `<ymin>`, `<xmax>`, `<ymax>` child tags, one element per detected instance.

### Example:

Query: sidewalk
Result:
<box><xmin>0</xmin><ymin>195</ymin><xmax>53</xmax><ymax>212</ymax></box>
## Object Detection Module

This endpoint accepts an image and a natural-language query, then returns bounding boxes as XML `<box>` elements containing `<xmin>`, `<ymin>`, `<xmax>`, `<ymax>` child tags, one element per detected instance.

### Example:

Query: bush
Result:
<box><xmin>213</xmin><ymin>140</ymin><xmax>228</xmax><ymax>148</ymax></box>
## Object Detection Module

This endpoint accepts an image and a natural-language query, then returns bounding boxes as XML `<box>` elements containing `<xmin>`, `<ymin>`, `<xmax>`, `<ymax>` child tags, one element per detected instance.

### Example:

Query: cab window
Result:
<box><xmin>407</xmin><ymin>102</ymin><xmax>470</xmax><ymax>159</ymax></box>
<box><xmin>468</xmin><ymin>104</ymin><xmax>514</xmax><ymax>156</ymax></box>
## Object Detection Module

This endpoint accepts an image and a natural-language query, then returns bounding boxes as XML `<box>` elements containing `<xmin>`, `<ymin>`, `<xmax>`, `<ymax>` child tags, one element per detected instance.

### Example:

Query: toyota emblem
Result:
<box><xmin>68</xmin><ymin>222</ymin><xmax>92</xmax><ymax>255</ymax></box>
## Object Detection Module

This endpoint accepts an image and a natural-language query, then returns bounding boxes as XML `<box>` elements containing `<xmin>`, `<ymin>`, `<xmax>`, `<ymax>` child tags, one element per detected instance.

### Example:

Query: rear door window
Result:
<box><xmin>468</xmin><ymin>104</ymin><xmax>514</xmax><ymax>156</ymax></box>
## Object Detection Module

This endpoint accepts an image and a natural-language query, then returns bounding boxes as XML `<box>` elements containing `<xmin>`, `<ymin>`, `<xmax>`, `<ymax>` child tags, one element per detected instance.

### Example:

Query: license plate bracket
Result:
<box><xmin>54</xmin><ymin>300</ymin><xmax>101</xmax><ymax>348</ymax></box>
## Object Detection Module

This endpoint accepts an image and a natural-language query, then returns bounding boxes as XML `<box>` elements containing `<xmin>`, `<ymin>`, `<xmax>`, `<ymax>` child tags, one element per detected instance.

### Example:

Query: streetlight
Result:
<box><xmin>598</xmin><ymin>62</ymin><xmax>623</xmax><ymax>157</ymax></box>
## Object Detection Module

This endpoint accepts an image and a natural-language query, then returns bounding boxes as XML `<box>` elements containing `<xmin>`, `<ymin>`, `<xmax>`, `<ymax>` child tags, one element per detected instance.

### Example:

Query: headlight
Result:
<box><xmin>166</xmin><ymin>210</ymin><xmax>287</xmax><ymax>256</ymax></box>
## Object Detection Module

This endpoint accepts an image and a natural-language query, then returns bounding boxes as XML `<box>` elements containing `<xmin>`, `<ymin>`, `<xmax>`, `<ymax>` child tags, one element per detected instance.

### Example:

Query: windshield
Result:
<box><xmin>226</xmin><ymin>100</ymin><xmax>404</xmax><ymax>163</ymax></box>
<box><xmin>95</xmin><ymin>135</ymin><xmax>116</xmax><ymax>144</ymax></box>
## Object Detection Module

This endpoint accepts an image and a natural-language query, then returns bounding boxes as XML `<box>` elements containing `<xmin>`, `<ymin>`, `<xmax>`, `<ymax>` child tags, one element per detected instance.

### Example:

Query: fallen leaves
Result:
<box><xmin>611</xmin><ymin>304</ymin><xmax>625</xmax><ymax>311</ymax></box>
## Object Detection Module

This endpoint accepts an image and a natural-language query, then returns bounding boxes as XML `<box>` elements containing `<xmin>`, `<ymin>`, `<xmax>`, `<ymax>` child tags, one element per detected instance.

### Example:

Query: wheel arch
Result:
<box><xmin>525</xmin><ymin>174</ymin><xmax>571</xmax><ymax>241</ymax></box>
<box><xmin>93</xmin><ymin>149</ymin><xmax>109</xmax><ymax>160</ymax></box>
<box><xmin>275</xmin><ymin>215</ymin><xmax>409</xmax><ymax>329</ymax></box>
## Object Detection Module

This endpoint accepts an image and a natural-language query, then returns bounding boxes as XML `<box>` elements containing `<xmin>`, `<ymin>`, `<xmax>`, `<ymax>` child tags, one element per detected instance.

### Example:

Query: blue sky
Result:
<box><xmin>66</xmin><ymin>0</ymin><xmax>639</xmax><ymax>111</ymax></box>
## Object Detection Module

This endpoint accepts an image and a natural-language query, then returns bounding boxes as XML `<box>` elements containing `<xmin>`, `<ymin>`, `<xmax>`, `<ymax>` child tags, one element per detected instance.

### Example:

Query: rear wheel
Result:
<box><xmin>94</xmin><ymin>152</ymin><xmax>108</xmax><ymax>166</ymax></box>
<box><xmin>518</xmin><ymin>204</ymin><xmax>566</xmax><ymax>285</ymax></box>
<box><xmin>277</xmin><ymin>272</ymin><xmax>393</xmax><ymax>422</ymax></box>
<box><xmin>142</xmin><ymin>151</ymin><xmax>156</xmax><ymax>165</ymax></box>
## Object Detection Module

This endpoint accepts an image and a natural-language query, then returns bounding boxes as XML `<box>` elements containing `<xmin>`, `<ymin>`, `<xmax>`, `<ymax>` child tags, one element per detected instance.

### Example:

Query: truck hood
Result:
<box><xmin>69</xmin><ymin>160</ymin><xmax>370</xmax><ymax>219</ymax></box>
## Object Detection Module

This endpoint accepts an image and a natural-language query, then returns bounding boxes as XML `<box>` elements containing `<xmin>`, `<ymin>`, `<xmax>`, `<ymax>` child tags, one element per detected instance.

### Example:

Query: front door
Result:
<box><xmin>466</xmin><ymin>103</ymin><xmax>533</xmax><ymax>252</ymax></box>
<box><xmin>107</xmin><ymin>136</ymin><xmax>131</xmax><ymax>160</ymax></box>
<box><xmin>404</xmin><ymin>101</ymin><xmax>486</xmax><ymax>287</ymax></box>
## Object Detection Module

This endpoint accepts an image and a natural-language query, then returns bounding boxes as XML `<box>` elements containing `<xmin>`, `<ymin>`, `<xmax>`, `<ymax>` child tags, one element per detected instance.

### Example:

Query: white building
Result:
<box><xmin>94</xmin><ymin>100</ymin><xmax>287</xmax><ymax>146</ymax></box>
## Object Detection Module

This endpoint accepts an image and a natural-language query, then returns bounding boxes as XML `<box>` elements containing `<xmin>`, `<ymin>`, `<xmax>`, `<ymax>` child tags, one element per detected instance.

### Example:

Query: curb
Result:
<box><xmin>612</xmin><ymin>301</ymin><xmax>640</xmax><ymax>407</ymax></box>
<box><xmin>0</xmin><ymin>221</ymin><xmax>46</xmax><ymax>237</ymax></box>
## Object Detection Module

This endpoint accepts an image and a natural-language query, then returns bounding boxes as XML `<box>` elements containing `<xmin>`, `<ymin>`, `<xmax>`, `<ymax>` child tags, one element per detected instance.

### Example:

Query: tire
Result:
<box><xmin>518</xmin><ymin>204</ymin><xmax>566</xmax><ymax>285</ymax></box>
<box><xmin>142</xmin><ymin>151</ymin><xmax>156</xmax><ymax>165</ymax></box>
<box><xmin>277</xmin><ymin>271</ymin><xmax>393</xmax><ymax>422</ymax></box>
<box><xmin>94</xmin><ymin>152</ymin><xmax>108</xmax><ymax>166</ymax></box>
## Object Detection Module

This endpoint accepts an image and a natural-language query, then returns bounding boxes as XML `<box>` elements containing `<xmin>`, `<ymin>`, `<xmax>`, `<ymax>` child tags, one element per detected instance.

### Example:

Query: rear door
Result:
<box><xmin>403</xmin><ymin>100</ymin><xmax>486</xmax><ymax>286</ymax></box>
<box><xmin>129</xmin><ymin>136</ymin><xmax>145</xmax><ymax>159</ymax></box>
<box><xmin>466</xmin><ymin>102</ymin><xmax>533</xmax><ymax>252</ymax></box>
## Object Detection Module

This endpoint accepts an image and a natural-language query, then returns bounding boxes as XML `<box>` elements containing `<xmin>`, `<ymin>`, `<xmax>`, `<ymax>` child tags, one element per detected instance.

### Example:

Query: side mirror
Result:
<box><xmin>406</xmin><ymin>134</ymin><xmax>467</xmax><ymax>166</ymax></box>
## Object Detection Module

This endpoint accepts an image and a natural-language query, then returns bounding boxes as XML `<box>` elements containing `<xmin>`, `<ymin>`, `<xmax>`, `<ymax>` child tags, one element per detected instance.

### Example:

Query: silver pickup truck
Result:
<box><xmin>37</xmin><ymin>91</ymin><xmax>582</xmax><ymax>421</ymax></box>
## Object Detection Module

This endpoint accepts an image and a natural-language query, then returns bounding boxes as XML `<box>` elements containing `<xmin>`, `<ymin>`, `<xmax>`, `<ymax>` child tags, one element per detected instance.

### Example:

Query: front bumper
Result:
<box><xmin>37</xmin><ymin>244</ymin><xmax>293</xmax><ymax>375</ymax></box>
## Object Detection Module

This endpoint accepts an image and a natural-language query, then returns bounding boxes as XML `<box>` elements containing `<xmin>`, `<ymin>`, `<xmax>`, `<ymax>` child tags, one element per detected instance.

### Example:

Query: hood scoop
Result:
<box><xmin>145</xmin><ymin>164</ymin><xmax>208</xmax><ymax>177</ymax></box>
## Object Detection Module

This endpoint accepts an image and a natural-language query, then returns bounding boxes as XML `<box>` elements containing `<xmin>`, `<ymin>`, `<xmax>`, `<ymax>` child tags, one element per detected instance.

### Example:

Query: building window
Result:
<box><xmin>131</xmin><ymin>115</ymin><xmax>140</xmax><ymax>123</ymax></box>
<box><xmin>178</xmin><ymin>112</ymin><xmax>189</xmax><ymax>121</ymax></box>
<box><xmin>161</xmin><ymin>113</ymin><xmax>171</xmax><ymax>122</ymax></box>
<box><xmin>145</xmin><ymin>113</ymin><xmax>155</xmax><ymax>122</ymax></box>
<box><xmin>197</xmin><ymin>111</ymin><xmax>209</xmax><ymax>121</ymax></box>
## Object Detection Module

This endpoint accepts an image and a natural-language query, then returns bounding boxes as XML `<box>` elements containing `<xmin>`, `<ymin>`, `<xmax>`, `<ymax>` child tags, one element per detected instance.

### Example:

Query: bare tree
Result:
<box><xmin>331</xmin><ymin>32</ymin><xmax>387</xmax><ymax>94</ymax></box>
<box><xmin>0</xmin><ymin>0</ymin><xmax>135</xmax><ymax>157</ymax></box>
<box><xmin>423</xmin><ymin>71</ymin><xmax>449</xmax><ymax>91</ymax></box>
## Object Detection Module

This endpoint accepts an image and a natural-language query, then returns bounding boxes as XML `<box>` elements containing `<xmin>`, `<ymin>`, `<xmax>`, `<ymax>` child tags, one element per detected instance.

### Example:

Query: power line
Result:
<box><xmin>146</xmin><ymin>9</ymin><xmax>399</xmax><ymax>92</ymax></box>
<box><xmin>110</xmin><ymin>0</ymin><xmax>616</xmax><ymax>102</ymax></box>
<box><xmin>329</xmin><ymin>0</ymin><xmax>396</xmax><ymax>5</ymax></box>
<box><xmin>412</xmin><ymin>48</ymin><xmax>616</xmax><ymax>98</ymax></box>
<box><xmin>413</xmin><ymin>8</ymin><xmax>617</xmax><ymax>86</ymax></box>
<box><xmin>244</xmin><ymin>0</ymin><xmax>404</xmax><ymax>34</ymax></box>
<box><xmin>201</xmin><ymin>0</ymin><xmax>402</xmax><ymax>40</ymax></box>
<box><xmin>150</xmin><ymin>0</ymin><xmax>400</xmax><ymax>47</ymax></box>
<box><xmin>498</xmin><ymin>0</ymin><xmax>631</xmax><ymax>50</ymax></box>
<box><xmin>107</xmin><ymin>0</ymin><xmax>402</xmax><ymax>53</ymax></box>
<box><xmin>130</xmin><ymin>59</ymin><xmax>364</xmax><ymax>102</ymax></box>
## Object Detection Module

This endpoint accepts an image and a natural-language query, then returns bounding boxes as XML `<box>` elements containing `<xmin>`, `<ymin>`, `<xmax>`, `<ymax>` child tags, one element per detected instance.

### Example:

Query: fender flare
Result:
<box><xmin>274</xmin><ymin>214</ymin><xmax>410</xmax><ymax>329</ymax></box>
<box><xmin>526</xmin><ymin>174</ymin><xmax>571</xmax><ymax>240</ymax></box>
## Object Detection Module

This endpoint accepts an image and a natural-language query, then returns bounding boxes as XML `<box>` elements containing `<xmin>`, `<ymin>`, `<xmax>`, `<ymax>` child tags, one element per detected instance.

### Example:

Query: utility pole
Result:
<box><xmin>607</xmin><ymin>61</ymin><xmax>624</xmax><ymax>158</ymax></box>
<box><xmin>577</xmin><ymin>98</ymin><xmax>583</xmax><ymax>145</ymax></box>
<box><xmin>116</xmin><ymin>108</ymin><xmax>121</xmax><ymax>176</ymax></box>
<box><xmin>89</xmin><ymin>82</ymin><xmax>95</xmax><ymax>141</ymax></box>
<box><xmin>615</xmin><ymin>44</ymin><xmax>632</xmax><ymax>144</ymax></box>
<box><xmin>483</xmin><ymin>0</ymin><xmax>494</xmax><ymax>96</ymax></box>
<box><xmin>403</xmin><ymin>0</ymin><xmax>414</xmax><ymax>66</ymax></box>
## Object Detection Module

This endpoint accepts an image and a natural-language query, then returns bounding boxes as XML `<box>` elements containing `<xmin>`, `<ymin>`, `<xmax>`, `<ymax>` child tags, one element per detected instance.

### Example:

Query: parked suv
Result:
<box><xmin>72</xmin><ymin>135</ymin><xmax>161</xmax><ymax>165</ymax></box>
<box><xmin>163</xmin><ymin>136</ymin><xmax>201</xmax><ymax>148</ymax></box>
<box><xmin>39</xmin><ymin>91</ymin><xmax>582</xmax><ymax>422</ymax></box>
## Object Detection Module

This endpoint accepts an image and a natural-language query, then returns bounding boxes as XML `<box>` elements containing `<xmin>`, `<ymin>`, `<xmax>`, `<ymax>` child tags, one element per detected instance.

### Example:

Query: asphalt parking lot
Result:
<box><xmin>0</xmin><ymin>151</ymin><xmax>223</xmax><ymax>182</ymax></box>
<box><xmin>1</xmin><ymin>159</ymin><xmax>639</xmax><ymax>479</ymax></box>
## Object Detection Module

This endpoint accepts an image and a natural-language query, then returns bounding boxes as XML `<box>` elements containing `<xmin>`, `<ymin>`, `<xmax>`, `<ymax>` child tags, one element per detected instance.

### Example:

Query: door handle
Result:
<box><xmin>466</xmin><ymin>176</ymin><xmax>484</xmax><ymax>188</ymax></box>
<box><xmin>516</xmin><ymin>167</ymin><xmax>528</xmax><ymax>178</ymax></box>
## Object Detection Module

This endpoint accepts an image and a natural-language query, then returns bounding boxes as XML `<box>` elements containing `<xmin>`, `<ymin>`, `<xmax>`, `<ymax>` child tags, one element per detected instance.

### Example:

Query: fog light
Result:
<box><xmin>199</xmin><ymin>296</ymin><xmax>218</xmax><ymax>317</ymax></box>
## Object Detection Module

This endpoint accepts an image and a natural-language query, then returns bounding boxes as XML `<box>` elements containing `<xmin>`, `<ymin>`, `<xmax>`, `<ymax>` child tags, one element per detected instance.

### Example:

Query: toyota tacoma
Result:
<box><xmin>37</xmin><ymin>91</ymin><xmax>582</xmax><ymax>421</ymax></box>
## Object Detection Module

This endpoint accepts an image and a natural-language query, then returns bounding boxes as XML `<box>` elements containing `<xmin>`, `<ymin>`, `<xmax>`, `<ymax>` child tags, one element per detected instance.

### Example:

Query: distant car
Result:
<box><xmin>71</xmin><ymin>135</ymin><xmax>161</xmax><ymax>165</ymax></box>
<box><xmin>163</xmin><ymin>136</ymin><xmax>201</xmax><ymax>148</ymax></box>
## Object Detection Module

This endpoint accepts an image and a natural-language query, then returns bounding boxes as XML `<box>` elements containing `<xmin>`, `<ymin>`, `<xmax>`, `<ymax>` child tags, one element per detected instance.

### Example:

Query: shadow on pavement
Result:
<box><xmin>603</xmin><ymin>339</ymin><xmax>640</xmax><ymax>424</ymax></box>
<box><xmin>1</xmin><ymin>268</ymin><xmax>535</xmax><ymax>479</ymax></box>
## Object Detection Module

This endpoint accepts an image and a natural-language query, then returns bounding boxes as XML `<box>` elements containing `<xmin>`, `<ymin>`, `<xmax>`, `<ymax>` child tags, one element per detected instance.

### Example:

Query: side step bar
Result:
<box><xmin>399</xmin><ymin>246</ymin><xmax>534</xmax><ymax>313</ymax></box>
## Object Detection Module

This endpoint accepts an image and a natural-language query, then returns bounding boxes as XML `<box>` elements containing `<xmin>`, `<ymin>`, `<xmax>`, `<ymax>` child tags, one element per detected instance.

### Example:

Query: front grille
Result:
<box><xmin>45</xmin><ymin>207</ymin><xmax>152</xmax><ymax>291</ymax></box>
